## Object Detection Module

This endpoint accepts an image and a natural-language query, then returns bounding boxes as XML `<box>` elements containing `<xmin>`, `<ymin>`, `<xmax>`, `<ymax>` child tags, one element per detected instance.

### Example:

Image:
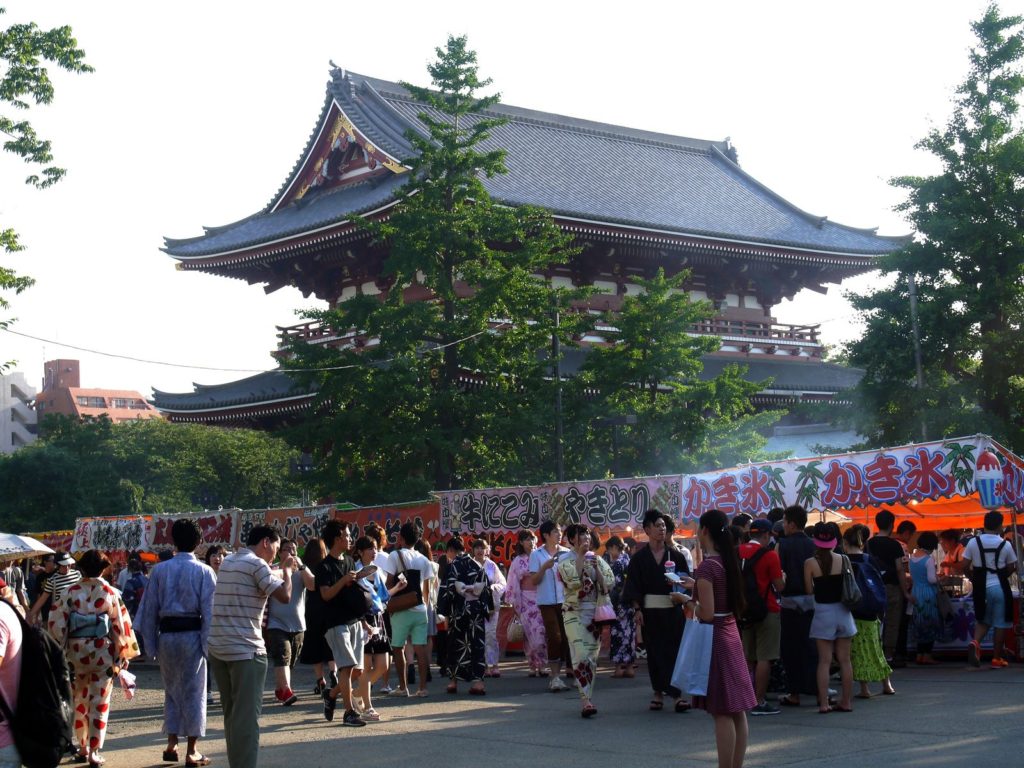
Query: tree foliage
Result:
<box><xmin>0</xmin><ymin>416</ymin><xmax>302</xmax><ymax>531</ymax></box>
<box><xmin>846</xmin><ymin>3</ymin><xmax>1024</xmax><ymax>449</ymax></box>
<box><xmin>286</xmin><ymin>35</ymin><xmax>582</xmax><ymax>502</ymax></box>
<box><xmin>0</xmin><ymin>8</ymin><xmax>91</xmax><ymax>364</ymax></box>
<box><xmin>566</xmin><ymin>269</ymin><xmax>778</xmax><ymax>478</ymax></box>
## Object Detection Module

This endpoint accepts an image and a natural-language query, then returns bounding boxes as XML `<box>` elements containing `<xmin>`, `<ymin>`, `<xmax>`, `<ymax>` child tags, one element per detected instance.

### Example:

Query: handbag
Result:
<box><xmin>840</xmin><ymin>555</ymin><xmax>862</xmax><ymax>609</ymax></box>
<box><xmin>387</xmin><ymin>550</ymin><xmax>423</xmax><ymax>615</ymax></box>
<box><xmin>592</xmin><ymin>596</ymin><xmax>617</xmax><ymax>626</ymax></box>
<box><xmin>670</xmin><ymin>617</ymin><xmax>713</xmax><ymax>696</ymax></box>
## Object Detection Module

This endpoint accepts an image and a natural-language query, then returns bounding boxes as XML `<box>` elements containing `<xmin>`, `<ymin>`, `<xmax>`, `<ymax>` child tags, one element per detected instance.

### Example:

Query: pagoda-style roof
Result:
<box><xmin>151</xmin><ymin>356</ymin><xmax>862</xmax><ymax>424</ymax></box>
<box><xmin>151</xmin><ymin>370</ymin><xmax>317</xmax><ymax>423</ymax></box>
<box><xmin>164</xmin><ymin>69</ymin><xmax>907</xmax><ymax>271</ymax></box>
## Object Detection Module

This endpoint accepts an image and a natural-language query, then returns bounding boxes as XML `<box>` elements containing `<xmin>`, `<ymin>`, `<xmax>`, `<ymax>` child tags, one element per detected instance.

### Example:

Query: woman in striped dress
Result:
<box><xmin>692</xmin><ymin>509</ymin><xmax>757</xmax><ymax>768</ymax></box>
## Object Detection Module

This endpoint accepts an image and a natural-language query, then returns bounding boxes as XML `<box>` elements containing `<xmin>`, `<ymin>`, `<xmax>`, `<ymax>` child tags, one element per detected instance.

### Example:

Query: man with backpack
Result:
<box><xmin>738</xmin><ymin>519</ymin><xmax>785</xmax><ymax>715</ymax></box>
<box><xmin>962</xmin><ymin>511</ymin><xmax>1017</xmax><ymax>668</ymax></box>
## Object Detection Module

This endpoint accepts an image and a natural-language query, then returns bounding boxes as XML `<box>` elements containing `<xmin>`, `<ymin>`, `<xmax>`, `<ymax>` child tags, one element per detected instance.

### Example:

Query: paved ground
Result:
<box><xmin>100</xmin><ymin>657</ymin><xmax>1021</xmax><ymax>767</ymax></box>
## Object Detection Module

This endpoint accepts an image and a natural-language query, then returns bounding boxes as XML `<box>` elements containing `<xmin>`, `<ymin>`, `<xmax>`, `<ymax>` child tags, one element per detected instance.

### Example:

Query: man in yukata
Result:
<box><xmin>136</xmin><ymin>519</ymin><xmax>217</xmax><ymax>767</ymax></box>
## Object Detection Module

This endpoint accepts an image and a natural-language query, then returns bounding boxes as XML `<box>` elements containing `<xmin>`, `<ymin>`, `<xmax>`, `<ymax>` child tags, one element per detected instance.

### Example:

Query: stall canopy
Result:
<box><xmin>437</xmin><ymin>435</ymin><xmax>1023</xmax><ymax>534</ymax></box>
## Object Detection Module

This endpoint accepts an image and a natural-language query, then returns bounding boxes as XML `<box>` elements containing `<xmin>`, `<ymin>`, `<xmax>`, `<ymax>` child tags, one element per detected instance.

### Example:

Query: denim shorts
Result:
<box><xmin>983</xmin><ymin>585</ymin><xmax>1011</xmax><ymax>629</ymax></box>
<box><xmin>809</xmin><ymin>601</ymin><xmax>857</xmax><ymax>641</ymax></box>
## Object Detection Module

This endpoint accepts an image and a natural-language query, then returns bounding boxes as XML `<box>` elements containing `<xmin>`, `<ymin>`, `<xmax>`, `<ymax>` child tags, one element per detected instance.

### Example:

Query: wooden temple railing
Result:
<box><xmin>277</xmin><ymin>318</ymin><xmax>823</xmax><ymax>358</ymax></box>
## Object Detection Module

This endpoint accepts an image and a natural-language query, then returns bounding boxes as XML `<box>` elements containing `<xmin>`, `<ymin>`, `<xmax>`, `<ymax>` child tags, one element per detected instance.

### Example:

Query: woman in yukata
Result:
<box><xmin>471</xmin><ymin>540</ymin><xmax>506</xmax><ymax>677</ymax></box>
<box><xmin>602</xmin><ymin>535</ymin><xmax>636</xmax><ymax>677</ymax></box>
<box><xmin>50</xmin><ymin>549</ymin><xmax>140</xmax><ymax>768</ymax></box>
<box><xmin>557</xmin><ymin>524</ymin><xmax>614</xmax><ymax>718</ymax></box>
<box><xmin>504</xmin><ymin>530</ymin><xmax>548</xmax><ymax>676</ymax></box>
<box><xmin>444</xmin><ymin>538</ymin><xmax>491</xmax><ymax>695</ymax></box>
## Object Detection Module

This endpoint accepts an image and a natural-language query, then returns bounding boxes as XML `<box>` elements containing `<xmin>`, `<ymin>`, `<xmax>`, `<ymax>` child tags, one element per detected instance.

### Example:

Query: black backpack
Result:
<box><xmin>739</xmin><ymin>547</ymin><xmax>771</xmax><ymax>629</ymax></box>
<box><xmin>0</xmin><ymin>600</ymin><xmax>75</xmax><ymax>768</ymax></box>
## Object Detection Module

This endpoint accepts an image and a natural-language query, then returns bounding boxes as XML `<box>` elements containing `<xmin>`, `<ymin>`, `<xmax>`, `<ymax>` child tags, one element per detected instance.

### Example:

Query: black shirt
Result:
<box><xmin>866</xmin><ymin>535</ymin><xmax>905</xmax><ymax>585</ymax></box>
<box><xmin>776</xmin><ymin>532</ymin><xmax>816</xmax><ymax>597</ymax></box>
<box><xmin>315</xmin><ymin>554</ymin><xmax>368</xmax><ymax>629</ymax></box>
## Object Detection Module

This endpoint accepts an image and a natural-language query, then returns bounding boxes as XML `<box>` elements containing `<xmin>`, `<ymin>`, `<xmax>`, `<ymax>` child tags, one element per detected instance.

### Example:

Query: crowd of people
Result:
<box><xmin>0</xmin><ymin>504</ymin><xmax>1018</xmax><ymax>768</ymax></box>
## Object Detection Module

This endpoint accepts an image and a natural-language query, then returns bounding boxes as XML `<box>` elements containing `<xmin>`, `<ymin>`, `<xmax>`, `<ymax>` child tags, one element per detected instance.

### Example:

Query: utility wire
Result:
<box><xmin>1</xmin><ymin>324</ymin><xmax>506</xmax><ymax>375</ymax></box>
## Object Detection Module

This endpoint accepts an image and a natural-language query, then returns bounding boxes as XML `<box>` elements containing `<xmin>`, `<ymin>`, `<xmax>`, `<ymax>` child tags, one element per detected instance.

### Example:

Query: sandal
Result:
<box><xmin>674</xmin><ymin>699</ymin><xmax>690</xmax><ymax>713</ymax></box>
<box><xmin>446</xmin><ymin>682</ymin><xmax>458</xmax><ymax>694</ymax></box>
<box><xmin>833</xmin><ymin>705</ymin><xmax>854</xmax><ymax>713</ymax></box>
<box><xmin>778</xmin><ymin>695</ymin><xmax>801</xmax><ymax>707</ymax></box>
<box><xmin>185</xmin><ymin>756</ymin><xmax>212</xmax><ymax>768</ymax></box>
<box><xmin>162</xmin><ymin>749</ymin><xmax>180</xmax><ymax>763</ymax></box>
<box><xmin>468</xmin><ymin>686</ymin><xmax>486</xmax><ymax>696</ymax></box>
<box><xmin>649</xmin><ymin>699</ymin><xmax>664</xmax><ymax>711</ymax></box>
<box><xmin>581</xmin><ymin>703</ymin><xmax>597</xmax><ymax>718</ymax></box>
<box><xmin>817</xmin><ymin>707</ymin><xmax>832</xmax><ymax>714</ymax></box>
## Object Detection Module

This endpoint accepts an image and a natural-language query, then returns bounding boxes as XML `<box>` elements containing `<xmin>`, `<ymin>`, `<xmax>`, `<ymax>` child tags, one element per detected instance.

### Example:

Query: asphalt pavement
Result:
<box><xmin>102</xmin><ymin>657</ymin><xmax>1022</xmax><ymax>767</ymax></box>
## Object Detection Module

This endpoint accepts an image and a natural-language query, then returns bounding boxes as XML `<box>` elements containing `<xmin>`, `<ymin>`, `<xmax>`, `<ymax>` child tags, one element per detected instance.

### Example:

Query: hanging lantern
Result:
<box><xmin>975</xmin><ymin>448</ymin><xmax>1004</xmax><ymax>510</ymax></box>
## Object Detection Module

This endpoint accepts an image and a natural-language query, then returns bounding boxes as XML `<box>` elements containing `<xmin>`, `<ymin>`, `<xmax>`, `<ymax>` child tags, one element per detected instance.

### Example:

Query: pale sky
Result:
<box><xmin>0</xmin><ymin>1</ymin><xmax>996</xmax><ymax>397</ymax></box>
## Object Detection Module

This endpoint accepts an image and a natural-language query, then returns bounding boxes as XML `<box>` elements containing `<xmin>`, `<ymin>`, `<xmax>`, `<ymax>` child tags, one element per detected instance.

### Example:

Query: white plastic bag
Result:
<box><xmin>670</xmin><ymin>617</ymin><xmax>713</xmax><ymax>696</ymax></box>
<box><xmin>117</xmin><ymin>668</ymin><xmax>137</xmax><ymax>701</ymax></box>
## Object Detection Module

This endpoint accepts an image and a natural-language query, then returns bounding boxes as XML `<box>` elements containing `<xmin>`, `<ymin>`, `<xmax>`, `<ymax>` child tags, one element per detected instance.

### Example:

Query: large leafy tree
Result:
<box><xmin>0</xmin><ymin>416</ymin><xmax>302</xmax><ymax>530</ymax></box>
<box><xmin>0</xmin><ymin>8</ymin><xmax>91</xmax><ymax>364</ymax></box>
<box><xmin>286</xmin><ymin>36</ymin><xmax>580</xmax><ymax>502</ymax></box>
<box><xmin>846</xmin><ymin>4</ymin><xmax>1024</xmax><ymax>449</ymax></box>
<box><xmin>568</xmin><ymin>269</ymin><xmax>777</xmax><ymax>478</ymax></box>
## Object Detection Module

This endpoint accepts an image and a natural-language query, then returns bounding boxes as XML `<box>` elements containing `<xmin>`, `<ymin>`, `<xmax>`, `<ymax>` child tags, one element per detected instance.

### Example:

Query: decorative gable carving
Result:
<box><xmin>278</xmin><ymin>102</ymin><xmax>407</xmax><ymax>210</ymax></box>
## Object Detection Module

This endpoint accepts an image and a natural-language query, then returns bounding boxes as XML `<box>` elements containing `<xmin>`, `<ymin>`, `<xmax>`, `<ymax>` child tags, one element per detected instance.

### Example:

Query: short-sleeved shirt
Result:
<box><xmin>0</xmin><ymin>600</ymin><xmax>22</xmax><ymax>749</ymax></box>
<box><xmin>963</xmin><ymin>533</ymin><xmax>1017</xmax><ymax>589</ymax></box>
<box><xmin>208</xmin><ymin>549</ymin><xmax>283</xmax><ymax>662</ymax></box>
<box><xmin>738</xmin><ymin>542</ymin><xmax>783</xmax><ymax>612</ymax></box>
<box><xmin>266</xmin><ymin>568</ymin><xmax>307</xmax><ymax>633</ymax></box>
<box><xmin>528</xmin><ymin>546</ymin><xmax>569</xmax><ymax>605</ymax></box>
<box><xmin>1</xmin><ymin>566</ymin><xmax>25</xmax><ymax>604</ymax></box>
<box><xmin>45</xmin><ymin>569</ymin><xmax>82</xmax><ymax>608</ymax></box>
<box><xmin>776</xmin><ymin>533</ymin><xmax>816</xmax><ymax>597</ymax></box>
<box><xmin>315</xmin><ymin>554</ymin><xmax>366</xmax><ymax>628</ymax></box>
<box><xmin>380</xmin><ymin>548</ymin><xmax>432</xmax><ymax>613</ymax></box>
<box><xmin>866</xmin><ymin>535</ymin><xmax>907</xmax><ymax>586</ymax></box>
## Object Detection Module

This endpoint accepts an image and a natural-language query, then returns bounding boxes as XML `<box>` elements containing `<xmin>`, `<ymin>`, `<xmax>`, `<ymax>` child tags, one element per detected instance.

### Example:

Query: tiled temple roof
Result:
<box><xmin>164</xmin><ymin>69</ymin><xmax>907</xmax><ymax>260</ymax></box>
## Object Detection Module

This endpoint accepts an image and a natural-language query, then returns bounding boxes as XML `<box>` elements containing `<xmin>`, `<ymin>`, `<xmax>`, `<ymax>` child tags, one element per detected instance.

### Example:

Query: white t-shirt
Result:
<box><xmin>528</xmin><ymin>546</ymin><xmax>569</xmax><ymax>605</ymax></box>
<box><xmin>963</xmin><ymin>533</ymin><xmax>1017</xmax><ymax>589</ymax></box>
<box><xmin>381</xmin><ymin>548</ymin><xmax>431</xmax><ymax>613</ymax></box>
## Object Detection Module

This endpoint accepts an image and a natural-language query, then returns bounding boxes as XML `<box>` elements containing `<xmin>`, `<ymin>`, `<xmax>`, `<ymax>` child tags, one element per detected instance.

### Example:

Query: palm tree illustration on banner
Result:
<box><xmin>763</xmin><ymin>466</ymin><xmax>786</xmax><ymax>509</ymax></box>
<box><xmin>942</xmin><ymin>442</ymin><xmax>978</xmax><ymax>496</ymax></box>
<box><xmin>795</xmin><ymin>460</ymin><xmax>824</xmax><ymax>509</ymax></box>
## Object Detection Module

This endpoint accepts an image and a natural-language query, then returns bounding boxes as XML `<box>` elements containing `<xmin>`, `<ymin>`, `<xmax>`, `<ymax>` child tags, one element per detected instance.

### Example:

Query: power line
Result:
<box><xmin>1</xmin><ymin>324</ymin><xmax>506</xmax><ymax>375</ymax></box>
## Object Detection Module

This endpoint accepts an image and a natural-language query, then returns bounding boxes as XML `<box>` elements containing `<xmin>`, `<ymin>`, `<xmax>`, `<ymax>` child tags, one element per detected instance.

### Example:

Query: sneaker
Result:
<box><xmin>991</xmin><ymin>657</ymin><xmax>1009</xmax><ymax>668</ymax></box>
<box><xmin>968</xmin><ymin>641</ymin><xmax>981</xmax><ymax>668</ymax></box>
<box><xmin>313</xmin><ymin>679</ymin><xmax>325</xmax><ymax>696</ymax></box>
<box><xmin>328</xmin><ymin>670</ymin><xmax>339</xmax><ymax>690</ymax></box>
<box><xmin>549</xmin><ymin>677</ymin><xmax>569</xmax><ymax>692</ymax></box>
<box><xmin>379</xmin><ymin>684</ymin><xmax>393</xmax><ymax>695</ymax></box>
<box><xmin>750</xmin><ymin>702</ymin><xmax>781</xmax><ymax>716</ymax></box>
<box><xmin>362</xmin><ymin>708</ymin><xmax>381</xmax><ymax>722</ymax></box>
<box><xmin>278</xmin><ymin>688</ymin><xmax>298</xmax><ymax>706</ymax></box>
<box><xmin>342</xmin><ymin>710</ymin><xmax>366</xmax><ymax>727</ymax></box>
<box><xmin>323</xmin><ymin>693</ymin><xmax>337</xmax><ymax>722</ymax></box>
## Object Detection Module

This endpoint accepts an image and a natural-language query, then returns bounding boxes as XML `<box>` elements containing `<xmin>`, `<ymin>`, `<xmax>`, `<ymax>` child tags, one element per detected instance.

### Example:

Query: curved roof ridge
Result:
<box><xmin>151</xmin><ymin>368</ymin><xmax>309</xmax><ymax>399</ymax></box>
<box><xmin>708</xmin><ymin>145</ymin><xmax>909</xmax><ymax>242</ymax></box>
<box><xmin>347</xmin><ymin>77</ymin><xmax>423</xmax><ymax>158</ymax></box>
<box><xmin>264</xmin><ymin>87</ymin><xmax>337</xmax><ymax>213</ymax></box>
<box><xmin>345</xmin><ymin>69</ymin><xmax>726</xmax><ymax>156</ymax></box>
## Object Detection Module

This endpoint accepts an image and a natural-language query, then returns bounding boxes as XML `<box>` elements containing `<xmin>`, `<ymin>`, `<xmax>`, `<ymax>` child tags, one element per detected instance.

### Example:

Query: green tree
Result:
<box><xmin>286</xmin><ymin>36</ymin><xmax>580</xmax><ymax>502</ymax></box>
<box><xmin>568</xmin><ymin>268</ymin><xmax>777</xmax><ymax>478</ymax></box>
<box><xmin>0</xmin><ymin>416</ymin><xmax>302</xmax><ymax>529</ymax></box>
<box><xmin>846</xmin><ymin>3</ymin><xmax>1024</xmax><ymax>449</ymax></box>
<box><xmin>0</xmin><ymin>9</ymin><xmax>91</xmax><ymax>348</ymax></box>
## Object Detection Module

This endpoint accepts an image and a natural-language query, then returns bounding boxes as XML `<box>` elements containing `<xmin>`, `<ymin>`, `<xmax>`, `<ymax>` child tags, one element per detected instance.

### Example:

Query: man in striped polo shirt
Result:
<box><xmin>27</xmin><ymin>552</ymin><xmax>81</xmax><ymax>634</ymax></box>
<box><xmin>208</xmin><ymin>526</ymin><xmax>295</xmax><ymax>768</ymax></box>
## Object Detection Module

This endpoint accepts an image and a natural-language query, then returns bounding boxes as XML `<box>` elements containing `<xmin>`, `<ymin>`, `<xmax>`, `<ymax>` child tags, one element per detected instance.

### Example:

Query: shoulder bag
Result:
<box><xmin>840</xmin><ymin>555</ymin><xmax>862</xmax><ymax>609</ymax></box>
<box><xmin>387</xmin><ymin>550</ymin><xmax>423</xmax><ymax>615</ymax></box>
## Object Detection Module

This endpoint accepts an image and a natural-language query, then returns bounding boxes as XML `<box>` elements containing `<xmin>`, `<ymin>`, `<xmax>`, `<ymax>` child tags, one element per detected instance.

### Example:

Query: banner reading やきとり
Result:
<box><xmin>438</xmin><ymin>476</ymin><xmax>681</xmax><ymax>534</ymax></box>
<box><xmin>679</xmin><ymin>436</ymin><xmax>1003</xmax><ymax>521</ymax></box>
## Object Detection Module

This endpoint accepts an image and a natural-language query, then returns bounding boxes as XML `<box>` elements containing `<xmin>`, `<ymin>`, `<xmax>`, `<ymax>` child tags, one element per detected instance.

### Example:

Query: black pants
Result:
<box><xmin>780</xmin><ymin>607</ymin><xmax>818</xmax><ymax>696</ymax></box>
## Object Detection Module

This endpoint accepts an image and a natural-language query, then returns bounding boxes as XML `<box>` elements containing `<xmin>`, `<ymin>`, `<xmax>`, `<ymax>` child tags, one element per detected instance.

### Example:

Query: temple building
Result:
<box><xmin>155</xmin><ymin>68</ymin><xmax>906</xmax><ymax>429</ymax></box>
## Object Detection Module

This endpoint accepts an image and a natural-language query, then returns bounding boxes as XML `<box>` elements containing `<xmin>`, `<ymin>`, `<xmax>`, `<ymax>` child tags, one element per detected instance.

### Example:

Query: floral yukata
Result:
<box><xmin>504</xmin><ymin>554</ymin><xmax>547</xmax><ymax>672</ymax></box>
<box><xmin>50</xmin><ymin>577</ymin><xmax>140</xmax><ymax>755</ymax></box>
<box><xmin>603</xmin><ymin>550</ymin><xmax>636</xmax><ymax>665</ymax></box>
<box><xmin>558</xmin><ymin>554</ymin><xmax>614</xmax><ymax>701</ymax></box>
<box><xmin>444</xmin><ymin>553</ymin><xmax>492</xmax><ymax>682</ymax></box>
